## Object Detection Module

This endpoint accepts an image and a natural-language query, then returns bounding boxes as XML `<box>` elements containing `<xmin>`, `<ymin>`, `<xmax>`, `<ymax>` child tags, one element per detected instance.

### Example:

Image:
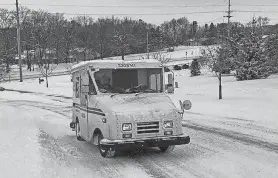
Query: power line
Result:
<box><xmin>2</xmin><ymin>3</ymin><xmax>278</xmax><ymax>8</ymax></box>
<box><xmin>1</xmin><ymin>3</ymin><xmax>278</xmax><ymax>8</ymax></box>
<box><xmin>0</xmin><ymin>3</ymin><xmax>224</xmax><ymax>8</ymax></box>
<box><xmin>235</xmin><ymin>10</ymin><xmax>278</xmax><ymax>13</ymax></box>
<box><xmin>232</xmin><ymin>4</ymin><xmax>278</xmax><ymax>7</ymax></box>
<box><xmin>2</xmin><ymin>3</ymin><xmax>278</xmax><ymax>14</ymax></box>
<box><xmin>204</xmin><ymin>17</ymin><xmax>224</xmax><ymax>24</ymax></box>
<box><xmin>15</xmin><ymin>4</ymin><xmax>229</xmax><ymax>8</ymax></box>
<box><xmin>0</xmin><ymin>4</ymin><xmax>14</xmax><ymax>6</ymax></box>
<box><xmin>62</xmin><ymin>11</ymin><xmax>226</xmax><ymax>16</ymax></box>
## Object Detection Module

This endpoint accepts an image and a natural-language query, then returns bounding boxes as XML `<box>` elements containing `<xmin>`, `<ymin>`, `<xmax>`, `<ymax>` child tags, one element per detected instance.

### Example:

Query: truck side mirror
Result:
<box><xmin>175</xmin><ymin>82</ymin><xmax>179</xmax><ymax>88</ymax></box>
<box><xmin>179</xmin><ymin>100</ymin><xmax>192</xmax><ymax>112</ymax></box>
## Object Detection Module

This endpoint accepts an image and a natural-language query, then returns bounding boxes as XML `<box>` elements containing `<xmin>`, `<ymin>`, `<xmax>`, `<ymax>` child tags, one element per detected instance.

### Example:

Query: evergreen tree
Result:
<box><xmin>190</xmin><ymin>59</ymin><xmax>201</xmax><ymax>76</ymax></box>
<box><xmin>229</xmin><ymin>21</ymin><xmax>272</xmax><ymax>81</ymax></box>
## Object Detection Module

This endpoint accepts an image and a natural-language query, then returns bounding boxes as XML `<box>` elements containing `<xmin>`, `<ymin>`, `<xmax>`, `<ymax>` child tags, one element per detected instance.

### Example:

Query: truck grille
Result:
<box><xmin>137</xmin><ymin>121</ymin><xmax>159</xmax><ymax>134</ymax></box>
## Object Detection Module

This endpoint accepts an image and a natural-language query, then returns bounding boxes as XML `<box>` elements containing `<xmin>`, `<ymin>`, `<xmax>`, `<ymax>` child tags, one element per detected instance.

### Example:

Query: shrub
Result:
<box><xmin>190</xmin><ymin>59</ymin><xmax>201</xmax><ymax>76</ymax></box>
<box><xmin>167</xmin><ymin>47</ymin><xmax>174</xmax><ymax>52</ymax></box>
<box><xmin>235</xmin><ymin>61</ymin><xmax>271</xmax><ymax>81</ymax></box>
<box><xmin>182</xmin><ymin>64</ymin><xmax>189</xmax><ymax>69</ymax></box>
<box><xmin>174</xmin><ymin>65</ymin><xmax>182</xmax><ymax>70</ymax></box>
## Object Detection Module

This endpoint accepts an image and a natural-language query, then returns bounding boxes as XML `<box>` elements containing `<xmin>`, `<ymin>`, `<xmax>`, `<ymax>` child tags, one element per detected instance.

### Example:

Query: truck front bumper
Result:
<box><xmin>100</xmin><ymin>134</ymin><xmax>190</xmax><ymax>150</ymax></box>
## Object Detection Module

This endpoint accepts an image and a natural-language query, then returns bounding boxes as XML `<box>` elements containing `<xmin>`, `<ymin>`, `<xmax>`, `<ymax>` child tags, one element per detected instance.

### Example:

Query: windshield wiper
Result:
<box><xmin>135</xmin><ymin>89</ymin><xmax>157</xmax><ymax>96</ymax></box>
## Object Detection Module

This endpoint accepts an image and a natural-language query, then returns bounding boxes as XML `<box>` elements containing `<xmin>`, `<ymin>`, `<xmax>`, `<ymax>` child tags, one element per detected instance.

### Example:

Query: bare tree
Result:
<box><xmin>202</xmin><ymin>45</ymin><xmax>226</xmax><ymax>99</ymax></box>
<box><xmin>28</xmin><ymin>10</ymin><xmax>57</xmax><ymax>88</ymax></box>
<box><xmin>61</xmin><ymin>21</ymin><xmax>76</xmax><ymax>63</ymax></box>
<box><xmin>74</xmin><ymin>16</ymin><xmax>95</xmax><ymax>61</ymax></box>
<box><xmin>249</xmin><ymin>16</ymin><xmax>269</xmax><ymax>36</ymax></box>
<box><xmin>64</xmin><ymin>60</ymin><xmax>78</xmax><ymax>74</ymax></box>
<box><xmin>97</xmin><ymin>18</ymin><xmax>111</xmax><ymax>59</ymax></box>
<box><xmin>151</xmin><ymin>51</ymin><xmax>171</xmax><ymax>66</ymax></box>
<box><xmin>0</xmin><ymin>63</ymin><xmax>7</xmax><ymax>82</ymax></box>
<box><xmin>0</xmin><ymin>8</ymin><xmax>16</xmax><ymax>71</ymax></box>
<box><xmin>113</xmin><ymin>19</ymin><xmax>136</xmax><ymax>60</ymax></box>
<box><xmin>38</xmin><ymin>60</ymin><xmax>57</xmax><ymax>88</ymax></box>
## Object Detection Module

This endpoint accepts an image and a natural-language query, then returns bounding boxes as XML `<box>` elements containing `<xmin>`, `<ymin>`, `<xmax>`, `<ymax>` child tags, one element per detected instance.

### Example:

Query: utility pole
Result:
<box><xmin>252</xmin><ymin>15</ymin><xmax>256</xmax><ymax>34</ymax></box>
<box><xmin>217</xmin><ymin>0</ymin><xmax>232</xmax><ymax>100</ymax></box>
<box><xmin>16</xmin><ymin>0</ymin><xmax>23</xmax><ymax>82</ymax></box>
<box><xmin>147</xmin><ymin>30</ymin><xmax>149</xmax><ymax>59</ymax></box>
<box><xmin>224</xmin><ymin>0</ymin><xmax>232</xmax><ymax>38</ymax></box>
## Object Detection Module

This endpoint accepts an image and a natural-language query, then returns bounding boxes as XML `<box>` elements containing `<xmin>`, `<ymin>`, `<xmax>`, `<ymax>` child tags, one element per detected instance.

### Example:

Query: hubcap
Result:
<box><xmin>99</xmin><ymin>136</ymin><xmax>106</xmax><ymax>153</ymax></box>
<box><xmin>100</xmin><ymin>146</ymin><xmax>106</xmax><ymax>153</ymax></box>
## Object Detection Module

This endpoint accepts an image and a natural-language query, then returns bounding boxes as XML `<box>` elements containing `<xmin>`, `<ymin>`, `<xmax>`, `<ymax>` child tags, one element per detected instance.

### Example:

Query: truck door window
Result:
<box><xmin>80</xmin><ymin>72</ymin><xmax>89</xmax><ymax>106</ymax></box>
<box><xmin>75</xmin><ymin>77</ymin><xmax>80</xmax><ymax>98</ymax></box>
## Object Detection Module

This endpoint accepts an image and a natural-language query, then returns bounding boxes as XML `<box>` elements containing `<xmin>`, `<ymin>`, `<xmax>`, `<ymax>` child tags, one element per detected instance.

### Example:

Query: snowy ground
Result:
<box><xmin>3</xmin><ymin>45</ymin><xmax>203</xmax><ymax>81</ymax></box>
<box><xmin>0</xmin><ymin>69</ymin><xmax>278</xmax><ymax>178</ymax></box>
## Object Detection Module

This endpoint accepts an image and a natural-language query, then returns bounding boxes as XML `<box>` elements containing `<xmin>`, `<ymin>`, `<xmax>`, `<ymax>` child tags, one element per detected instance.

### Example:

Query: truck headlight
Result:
<box><xmin>122</xmin><ymin>123</ymin><xmax>132</xmax><ymax>131</ymax></box>
<box><xmin>163</xmin><ymin>121</ymin><xmax>173</xmax><ymax>128</ymax></box>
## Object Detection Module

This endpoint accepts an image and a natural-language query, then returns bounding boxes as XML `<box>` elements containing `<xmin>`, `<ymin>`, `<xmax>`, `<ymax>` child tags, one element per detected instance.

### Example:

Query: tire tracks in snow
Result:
<box><xmin>183</xmin><ymin>121</ymin><xmax>278</xmax><ymax>153</ymax></box>
<box><xmin>2</xmin><ymin>99</ymin><xmax>156</xmax><ymax>178</ymax></box>
<box><xmin>11</xmin><ymin>100</ymin><xmax>201</xmax><ymax>178</ymax></box>
<box><xmin>5</xmin><ymin>100</ymin><xmax>71</xmax><ymax>118</ymax></box>
<box><xmin>4</xmin><ymin>88</ymin><xmax>72</xmax><ymax>100</ymax></box>
<box><xmin>6</xmin><ymin>90</ymin><xmax>278</xmax><ymax>177</ymax></box>
<box><xmin>38</xmin><ymin>128</ymin><xmax>155</xmax><ymax>178</ymax></box>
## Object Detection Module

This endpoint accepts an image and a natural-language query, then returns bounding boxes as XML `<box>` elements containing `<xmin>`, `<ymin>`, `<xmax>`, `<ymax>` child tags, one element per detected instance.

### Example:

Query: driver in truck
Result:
<box><xmin>96</xmin><ymin>73</ymin><xmax>125</xmax><ymax>93</ymax></box>
<box><xmin>95</xmin><ymin>74</ymin><xmax>112</xmax><ymax>92</ymax></box>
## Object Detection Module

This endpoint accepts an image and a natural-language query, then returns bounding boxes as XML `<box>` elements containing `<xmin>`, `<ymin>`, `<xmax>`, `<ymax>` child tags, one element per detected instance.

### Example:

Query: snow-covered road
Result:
<box><xmin>1</xmin><ymin>91</ymin><xmax>277</xmax><ymax>178</ymax></box>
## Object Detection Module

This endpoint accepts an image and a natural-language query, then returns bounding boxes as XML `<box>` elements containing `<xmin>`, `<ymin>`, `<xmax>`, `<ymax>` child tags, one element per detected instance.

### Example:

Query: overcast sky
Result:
<box><xmin>1</xmin><ymin>0</ymin><xmax>278</xmax><ymax>25</ymax></box>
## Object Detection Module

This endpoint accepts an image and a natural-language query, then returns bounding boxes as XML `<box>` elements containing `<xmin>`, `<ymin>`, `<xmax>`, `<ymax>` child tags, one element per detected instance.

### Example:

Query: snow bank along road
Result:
<box><xmin>1</xmin><ymin>73</ymin><xmax>278</xmax><ymax>178</ymax></box>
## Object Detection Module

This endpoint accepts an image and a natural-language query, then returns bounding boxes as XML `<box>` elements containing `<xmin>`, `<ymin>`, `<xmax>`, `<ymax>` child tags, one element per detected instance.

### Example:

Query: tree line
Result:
<box><xmin>0</xmin><ymin>7</ymin><xmax>194</xmax><ymax>66</ymax></box>
<box><xmin>2</xmin><ymin>7</ymin><xmax>275</xmax><ymax>67</ymax></box>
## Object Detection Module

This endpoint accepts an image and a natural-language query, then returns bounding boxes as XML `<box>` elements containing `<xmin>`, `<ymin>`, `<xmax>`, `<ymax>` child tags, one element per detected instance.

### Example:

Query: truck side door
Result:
<box><xmin>79</xmin><ymin>70</ymin><xmax>90</xmax><ymax>140</ymax></box>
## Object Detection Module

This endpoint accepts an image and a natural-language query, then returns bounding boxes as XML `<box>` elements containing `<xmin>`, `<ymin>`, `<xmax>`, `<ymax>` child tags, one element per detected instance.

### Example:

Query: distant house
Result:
<box><xmin>185</xmin><ymin>39</ymin><xmax>202</xmax><ymax>46</ymax></box>
<box><xmin>31</xmin><ymin>48</ymin><xmax>58</xmax><ymax>64</ymax></box>
<box><xmin>68</xmin><ymin>48</ymin><xmax>100</xmax><ymax>63</ymax></box>
<box><xmin>14</xmin><ymin>54</ymin><xmax>27</xmax><ymax>64</ymax></box>
<box><xmin>15</xmin><ymin>47</ymin><xmax>101</xmax><ymax>65</ymax></box>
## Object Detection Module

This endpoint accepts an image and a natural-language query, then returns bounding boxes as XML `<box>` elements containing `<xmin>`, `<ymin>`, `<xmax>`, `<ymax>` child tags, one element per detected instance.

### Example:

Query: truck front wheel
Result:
<box><xmin>158</xmin><ymin>145</ymin><xmax>175</xmax><ymax>153</ymax></box>
<box><xmin>98</xmin><ymin>133</ymin><xmax>115</xmax><ymax>158</ymax></box>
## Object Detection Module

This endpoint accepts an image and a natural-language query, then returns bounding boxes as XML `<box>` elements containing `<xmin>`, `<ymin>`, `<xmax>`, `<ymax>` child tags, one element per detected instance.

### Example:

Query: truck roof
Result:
<box><xmin>71</xmin><ymin>59</ymin><xmax>162</xmax><ymax>73</ymax></box>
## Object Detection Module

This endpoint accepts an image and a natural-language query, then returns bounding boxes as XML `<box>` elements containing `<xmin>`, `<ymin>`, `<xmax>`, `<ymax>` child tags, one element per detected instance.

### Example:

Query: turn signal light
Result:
<box><xmin>123</xmin><ymin>133</ymin><xmax>132</xmax><ymax>138</ymax></box>
<box><xmin>164</xmin><ymin>131</ymin><xmax>173</xmax><ymax>135</ymax></box>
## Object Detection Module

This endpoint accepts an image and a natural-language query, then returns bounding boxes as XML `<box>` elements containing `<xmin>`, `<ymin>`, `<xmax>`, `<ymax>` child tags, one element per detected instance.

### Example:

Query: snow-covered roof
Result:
<box><xmin>262</xmin><ymin>35</ymin><xmax>269</xmax><ymax>39</ymax></box>
<box><xmin>14</xmin><ymin>55</ymin><xmax>26</xmax><ymax>60</ymax></box>
<box><xmin>71</xmin><ymin>59</ymin><xmax>162</xmax><ymax>73</ymax></box>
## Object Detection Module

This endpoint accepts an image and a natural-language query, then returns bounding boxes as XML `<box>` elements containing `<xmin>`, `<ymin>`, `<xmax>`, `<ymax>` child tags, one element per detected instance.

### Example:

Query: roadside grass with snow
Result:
<box><xmin>169</xmin><ymin>69</ymin><xmax>278</xmax><ymax>144</ymax></box>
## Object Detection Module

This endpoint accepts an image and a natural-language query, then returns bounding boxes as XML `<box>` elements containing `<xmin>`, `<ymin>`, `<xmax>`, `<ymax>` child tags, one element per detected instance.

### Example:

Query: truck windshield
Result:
<box><xmin>94</xmin><ymin>68</ymin><xmax>163</xmax><ymax>94</ymax></box>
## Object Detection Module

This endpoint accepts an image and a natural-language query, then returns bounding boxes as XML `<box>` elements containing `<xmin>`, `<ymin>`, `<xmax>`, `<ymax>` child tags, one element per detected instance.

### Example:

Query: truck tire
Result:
<box><xmin>98</xmin><ymin>133</ymin><xmax>115</xmax><ymax>158</ymax></box>
<box><xmin>158</xmin><ymin>145</ymin><xmax>175</xmax><ymax>153</ymax></box>
<box><xmin>75</xmin><ymin>120</ymin><xmax>83</xmax><ymax>141</ymax></box>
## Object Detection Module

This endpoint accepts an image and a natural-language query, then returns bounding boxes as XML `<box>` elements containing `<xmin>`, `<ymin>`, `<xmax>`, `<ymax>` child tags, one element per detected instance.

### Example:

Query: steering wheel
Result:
<box><xmin>125</xmin><ymin>84</ymin><xmax>146</xmax><ymax>93</ymax></box>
